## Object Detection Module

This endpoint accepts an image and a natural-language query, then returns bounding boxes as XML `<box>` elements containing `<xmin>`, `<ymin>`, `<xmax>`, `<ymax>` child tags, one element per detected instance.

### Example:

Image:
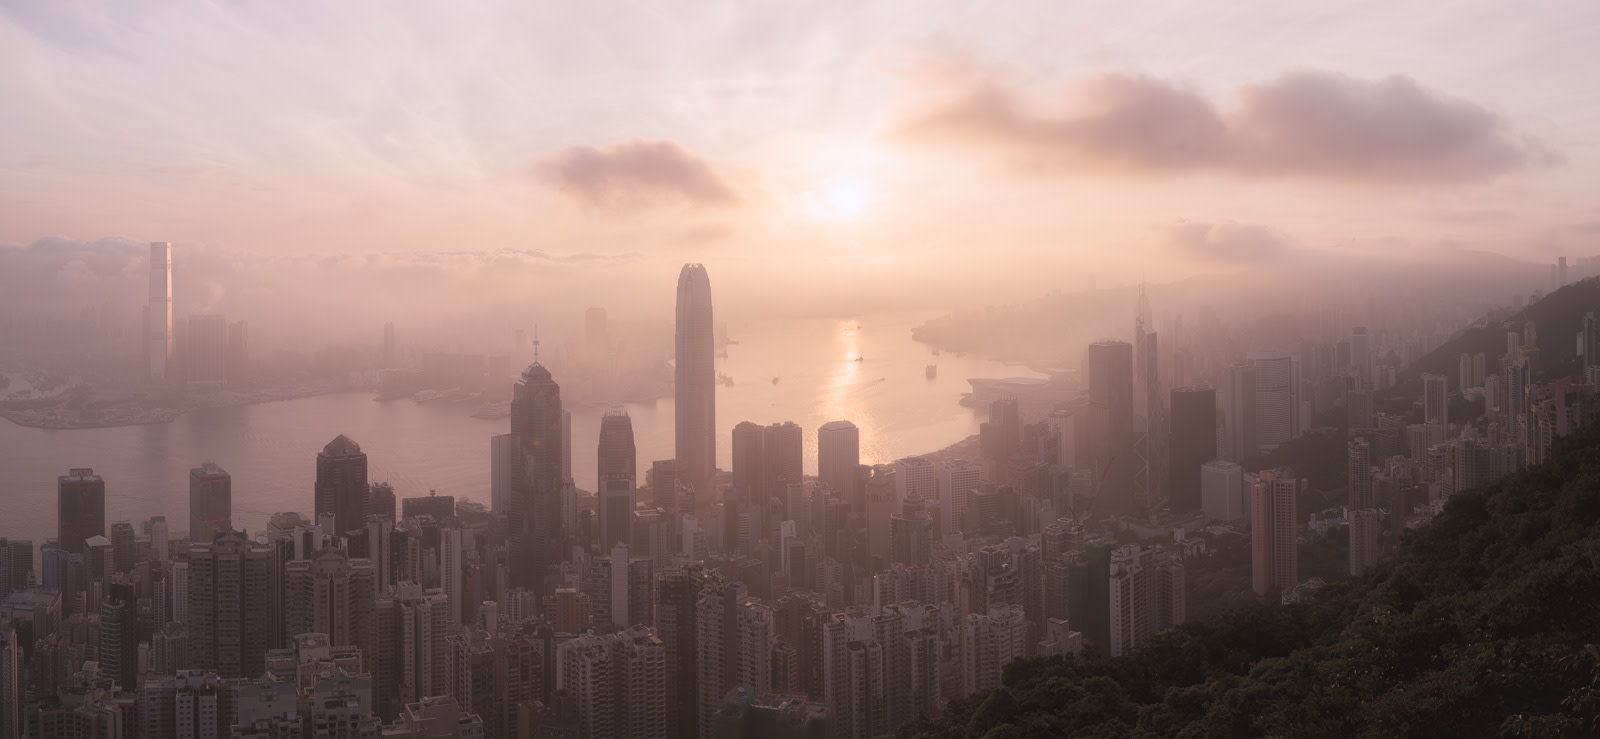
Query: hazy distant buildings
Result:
<box><xmin>315</xmin><ymin>435</ymin><xmax>370</xmax><ymax>537</ymax></box>
<box><xmin>1168</xmin><ymin>388</ymin><xmax>1216</xmax><ymax>515</ymax></box>
<box><xmin>57</xmin><ymin>468</ymin><xmax>105</xmax><ymax>554</ymax></box>
<box><xmin>490</xmin><ymin>434</ymin><xmax>514</xmax><ymax>515</ymax></box>
<box><xmin>1200</xmin><ymin>461</ymin><xmax>1244</xmax><ymax>523</ymax></box>
<box><xmin>1222</xmin><ymin>364</ymin><xmax>1257</xmax><ymax>462</ymax></box>
<box><xmin>148</xmin><ymin>241</ymin><xmax>173</xmax><ymax>381</ymax></box>
<box><xmin>226</xmin><ymin>320</ymin><xmax>249</xmax><ymax>385</ymax></box>
<box><xmin>1351</xmin><ymin>326</ymin><xmax>1372</xmax><ymax>390</ymax></box>
<box><xmin>1250</xmin><ymin>470</ymin><xmax>1298</xmax><ymax>596</ymax></box>
<box><xmin>675</xmin><ymin>264</ymin><xmax>717</xmax><ymax>513</ymax></box>
<box><xmin>937</xmin><ymin>459</ymin><xmax>981</xmax><ymax>535</ymax></box>
<box><xmin>187</xmin><ymin>314</ymin><xmax>229</xmax><ymax>387</ymax></box>
<box><xmin>189</xmin><ymin>463</ymin><xmax>232</xmax><ymax>544</ymax></box>
<box><xmin>818</xmin><ymin>421</ymin><xmax>861</xmax><ymax>506</ymax></box>
<box><xmin>1422</xmin><ymin>372</ymin><xmax>1449</xmax><ymax>428</ymax></box>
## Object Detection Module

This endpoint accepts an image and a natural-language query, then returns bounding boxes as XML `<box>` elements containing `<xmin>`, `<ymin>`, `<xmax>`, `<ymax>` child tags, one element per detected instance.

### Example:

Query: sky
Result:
<box><xmin>1</xmin><ymin>1</ymin><xmax>1598</xmax><ymax>320</ymax></box>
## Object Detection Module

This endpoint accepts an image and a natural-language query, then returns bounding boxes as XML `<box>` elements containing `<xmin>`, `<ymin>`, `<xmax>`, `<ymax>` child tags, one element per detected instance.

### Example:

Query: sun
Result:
<box><xmin>810</xmin><ymin>176</ymin><xmax>871</xmax><ymax>220</ymax></box>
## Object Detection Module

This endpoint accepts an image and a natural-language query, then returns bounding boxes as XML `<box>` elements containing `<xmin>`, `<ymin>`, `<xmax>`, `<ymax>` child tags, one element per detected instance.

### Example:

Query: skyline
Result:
<box><xmin>1</xmin><ymin>2</ymin><xmax>1597</xmax><ymax>316</ymax></box>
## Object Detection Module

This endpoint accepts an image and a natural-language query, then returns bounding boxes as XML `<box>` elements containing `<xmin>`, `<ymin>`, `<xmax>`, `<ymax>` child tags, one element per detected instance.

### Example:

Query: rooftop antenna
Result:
<box><xmin>533</xmin><ymin>323</ymin><xmax>541</xmax><ymax>364</ymax></box>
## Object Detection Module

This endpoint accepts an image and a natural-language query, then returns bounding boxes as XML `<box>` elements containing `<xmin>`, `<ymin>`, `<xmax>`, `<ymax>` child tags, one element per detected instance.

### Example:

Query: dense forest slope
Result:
<box><xmin>894</xmin><ymin>421</ymin><xmax>1600</xmax><ymax>737</ymax></box>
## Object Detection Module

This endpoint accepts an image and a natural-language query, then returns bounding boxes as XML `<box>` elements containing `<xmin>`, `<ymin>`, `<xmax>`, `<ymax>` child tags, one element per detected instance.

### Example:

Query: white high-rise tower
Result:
<box><xmin>148</xmin><ymin>242</ymin><xmax>173</xmax><ymax>380</ymax></box>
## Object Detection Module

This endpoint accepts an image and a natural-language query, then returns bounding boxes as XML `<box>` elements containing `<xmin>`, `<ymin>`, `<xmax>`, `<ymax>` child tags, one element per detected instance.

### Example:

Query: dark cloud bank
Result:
<box><xmin>900</xmin><ymin>69</ymin><xmax>1560</xmax><ymax>184</ymax></box>
<box><xmin>535</xmin><ymin>139</ymin><xmax>739</xmax><ymax>208</ymax></box>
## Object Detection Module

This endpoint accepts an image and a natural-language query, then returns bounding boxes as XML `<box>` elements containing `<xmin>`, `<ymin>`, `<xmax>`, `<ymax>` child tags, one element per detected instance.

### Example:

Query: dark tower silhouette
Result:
<box><xmin>597</xmin><ymin>410</ymin><xmax>637</xmax><ymax>551</ymax></box>
<box><xmin>1168</xmin><ymin>387</ymin><xmax>1217</xmax><ymax>514</ymax></box>
<box><xmin>57</xmin><ymin>468</ymin><xmax>105</xmax><ymax>554</ymax></box>
<box><xmin>511</xmin><ymin>361</ymin><xmax>564</xmax><ymax>593</ymax></box>
<box><xmin>675</xmin><ymin>264</ymin><xmax>716</xmax><ymax>515</ymax></box>
<box><xmin>1089</xmin><ymin>342</ymin><xmax>1135</xmax><ymax>511</ymax></box>
<box><xmin>189</xmin><ymin>463</ymin><xmax>233</xmax><ymax>545</ymax></box>
<box><xmin>315</xmin><ymin>435</ymin><xmax>370</xmax><ymax>537</ymax></box>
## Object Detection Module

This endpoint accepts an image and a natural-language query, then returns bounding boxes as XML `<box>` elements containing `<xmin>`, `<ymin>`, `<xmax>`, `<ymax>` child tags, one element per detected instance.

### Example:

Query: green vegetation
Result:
<box><xmin>893</xmin><ymin>420</ymin><xmax>1600</xmax><ymax>738</ymax></box>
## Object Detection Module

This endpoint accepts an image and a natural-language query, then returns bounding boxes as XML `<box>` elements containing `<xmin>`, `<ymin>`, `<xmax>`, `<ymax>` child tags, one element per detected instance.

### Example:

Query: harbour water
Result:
<box><xmin>0</xmin><ymin>313</ymin><xmax>1044</xmax><ymax>541</ymax></box>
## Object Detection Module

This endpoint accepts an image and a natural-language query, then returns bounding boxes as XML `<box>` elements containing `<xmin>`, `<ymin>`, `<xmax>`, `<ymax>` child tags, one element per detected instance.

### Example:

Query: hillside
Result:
<box><xmin>1397</xmin><ymin>276</ymin><xmax>1600</xmax><ymax>394</ymax></box>
<box><xmin>893</xmin><ymin>419</ymin><xmax>1600</xmax><ymax>738</ymax></box>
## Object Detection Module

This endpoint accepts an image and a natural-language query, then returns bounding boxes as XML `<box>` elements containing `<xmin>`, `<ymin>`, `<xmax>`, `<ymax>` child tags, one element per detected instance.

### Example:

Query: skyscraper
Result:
<box><xmin>1107</xmin><ymin>544</ymin><xmax>1185</xmax><ymax>658</ymax></box>
<box><xmin>315</xmin><ymin>435</ymin><xmax>370</xmax><ymax>538</ymax></box>
<box><xmin>558</xmin><ymin>626</ymin><xmax>667</xmax><ymax>739</ymax></box>
<box><xmin>598</xmin><ymin>411</ymin><xmax>638</xmax><ymax>551</ymax></box>
<box><xmin>654</xmin><ymin>566</ymin><xmax>705</xmax><ymax>739</ymax></box>
<box><xmin>817</xmin><ymin>421</ymin><xmax>861</xmax><ymax>506</ymax></box>
<box><xmin>1422</xmin><ymin>372</ymin><xmax>1449</xmax><ymax>429</ymax></box>
<box><xmin>1350</xmin><ymin>326</ymin><xmax>1372</xmax><ymax>390</ymax></box>
<box><xmin>226</xmin><ymin>320</ymin><xmax>249</xmax><ymax>385</ymax></box>
<box><xmin>1248</xmin><ymin>352</ymin><xmax>1300</xmax><ymax>455</ymax></box>
<box><xmin>1168</xmin><ymin>388</ymin><xmax>1217</xmax><ymax>514</ymax></box>
<box><xmin>1347</xmin><ymin>436</ymin><xmax>1380</xmax><ymax>576</ymax></box>
<box><xmin>284</xmin><ymin>548</ymin><xmax>378</xmax><ymax>656</ymax></box>
<box><xmin>960</xmin><ymin>604</ymin><xmax>1028</xmax><ymax>696</ymax></box>
<box><xmin>1135</xmin><ymin>287</ymin><xmax>1163</xmax><ymax>509</ymax></box>
<box><xmin>696</xmin><ymin>581</ymin><xmax>770</xmax><ymax>739</ymax></box>
<box><xmin>1250</xmin><ymin>470</ymin><xmax>1298</xmax><ymax>596</ymax></box>
<box><xmin>675</xmin><ymin>264</ymin><xmax>716</xmax><ymax>513</ymax></box>
<box><xmin>0</xmin><ymin>621</ymin><xmax>18</xmax><ymax>739</ymax></box>
<box><xmin>383</xmin><ymin>322</ymin><xmax>396</xmax><ymax>367</ymax></box>
<box><xmin>1585</xmin><ymin>313</ymin><xmax>1600</xmax><ymax>371</ymax></box>
<box><xmin>98</xmin><ymin>575</ymin><xmax>139</xmax><ymax>690</ymax></box>
<box><xmin>186</xmin><ymin>314</ymin><xmax>229</xmax><ymax>387</ymax></box>
<box><xmin>1088</xmin><ymin>341</ymin><xmax>1135</xmax><ymax>509</ymax></box>
<box><xmin>1222</xmin><ymin>364</ymin><xmax>1256</xmax><ymax>462</ymax></box>
<box><xmin>511</xmin><ymin>362</ymin><xmax>565</xmax><ymax>593</ymax></box>
<box><xmin>187</xmin><ymin>530</ymin><xmax>275</xmax><ymax>678</ymax></box>
<box><xmin>490</xmin><ymin>434</ymin><xmax>514</xmax><ymax>515</ymax></box>
<box><xmin>937</xmin><ymin>459</ymin><xmax>981</xmax><ymax>535</ymax></box>
<box><xmin>148</xmin><ymin>242</ymin><xmax>173</xmax><ymax>381</ymax></box>
<box><xmin>1200</xmin><ymin>460</ymin><xmax>1244</xmax><ymax>523</ymax></box>
<box><xmin>189</xmin><ymin>463</ymin><xmax>232</xmax><ymax>545</ymax></box>
<box><xmin>57</xmin><ymin>468</ymin><xmax>105</xmax><ymax>555</ymax></box>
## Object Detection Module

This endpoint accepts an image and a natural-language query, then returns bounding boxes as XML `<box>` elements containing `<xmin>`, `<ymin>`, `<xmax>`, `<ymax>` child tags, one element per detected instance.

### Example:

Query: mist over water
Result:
<box><xmin>0</xmin><ymin>312</ymin><xmax>1042</xmax><ymax>542</ymax></box>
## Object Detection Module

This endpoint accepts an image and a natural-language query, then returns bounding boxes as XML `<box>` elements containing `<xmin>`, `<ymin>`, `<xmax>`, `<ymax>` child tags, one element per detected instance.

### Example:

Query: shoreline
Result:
<box><xmin>0</xmin><ymin>383</ymin><xmax>355</xmax><ymax>431</ymax></box>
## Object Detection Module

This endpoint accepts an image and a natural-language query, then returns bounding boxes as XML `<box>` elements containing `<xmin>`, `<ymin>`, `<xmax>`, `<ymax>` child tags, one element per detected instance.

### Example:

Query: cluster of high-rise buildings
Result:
<box><xmin>18</xmin><ymin>259</ymin><xmax>1599</xmax><ymax>738</ymax></box>
<box><xmin>144</xmin><ymin>242</ymin><xmax>249</xmax><ymax>389</ymax></box>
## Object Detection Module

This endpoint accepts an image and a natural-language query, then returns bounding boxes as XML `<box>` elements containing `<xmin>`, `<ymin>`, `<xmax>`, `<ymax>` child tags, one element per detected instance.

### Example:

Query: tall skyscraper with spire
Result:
<box><xmin>511</xmin><ymin>359</ymin><xmax>565</xmax><ymax>593</ymax></box>
<box><xmin>148</xmin><ymin>242</ymin><xmax>173</xmax><ymax>381</ymax></box>
<box><xmin>1135</xmin><ymin>284</ymin><xmax>1161</xmax><ymax>511</ymax></box>
<box><xmin>675</xmin><ymin>264</ymin><xmax>716</xmax><ymax>514</ymax></box>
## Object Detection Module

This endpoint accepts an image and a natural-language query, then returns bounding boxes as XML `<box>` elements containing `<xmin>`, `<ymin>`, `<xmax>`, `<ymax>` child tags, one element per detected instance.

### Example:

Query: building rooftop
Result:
<box><xmin>322</xmin><ymin>434</ymin><xmax>362</xmax><ymax>457</ymax></box>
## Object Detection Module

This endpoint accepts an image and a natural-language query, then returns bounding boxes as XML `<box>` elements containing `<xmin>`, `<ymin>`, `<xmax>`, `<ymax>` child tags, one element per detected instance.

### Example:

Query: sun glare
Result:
<box><xmin>812</xmin><ymin>176</ymin><xmax>871</xmax><ymax>220</ymax></box>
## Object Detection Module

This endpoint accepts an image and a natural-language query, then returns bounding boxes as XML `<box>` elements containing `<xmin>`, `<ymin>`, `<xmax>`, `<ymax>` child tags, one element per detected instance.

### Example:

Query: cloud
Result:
<box><xmin>898</xmin><ymin>68</ymin><xmax>1559</xmax><ymax>184</ymax></box>
<box><xmin>1165</xmin><ymin>220</ymin><xmax>1295</xmax><ymax>263</ymax></box>
<box><xmin>535</xmin><ymin>139</ymin><xmax>739</xmax><ymax>209</ymax></box>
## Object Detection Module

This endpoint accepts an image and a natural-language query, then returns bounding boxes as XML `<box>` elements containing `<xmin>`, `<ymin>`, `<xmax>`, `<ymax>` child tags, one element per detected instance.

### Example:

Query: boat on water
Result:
<box><xmin>926</xmin><ymin>364</ymin><xmax>937</xmax><ymax>379</ymax></box>
<box><xmin>966</xmin><ymin>377</ymin><xmax>1049</xmax><ymax>394</ymax></box>
<box><xmin>471</xmin><ymin>400</ymin><xmax>512</xmax><ymax>419</ymax></box>
<box><xmin>414</xmin><ymin>389</ymin><xmax>451</xmax><ymax>403</ymax></box>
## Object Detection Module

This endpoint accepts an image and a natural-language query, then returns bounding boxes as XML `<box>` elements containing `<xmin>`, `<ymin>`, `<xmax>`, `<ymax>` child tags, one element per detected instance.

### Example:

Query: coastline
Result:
<box><xmin>0</xmin><ymin>383</ymin><xmax>354</xmax><ymax>431</ymax></box>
